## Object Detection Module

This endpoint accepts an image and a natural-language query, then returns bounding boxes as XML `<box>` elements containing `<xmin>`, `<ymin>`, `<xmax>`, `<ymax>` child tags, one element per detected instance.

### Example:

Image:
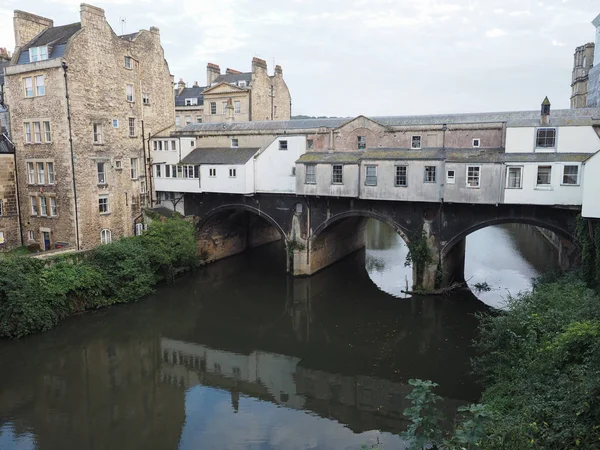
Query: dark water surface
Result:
<box><xmin>0</xmin><ymin>222</ymin><xmax>558</xmax><ymax>449</ymax></box>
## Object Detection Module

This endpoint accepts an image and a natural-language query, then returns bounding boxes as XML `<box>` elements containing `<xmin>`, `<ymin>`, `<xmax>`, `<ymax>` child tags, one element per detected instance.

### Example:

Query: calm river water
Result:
<box><xmin>0</xmin><ymin>222</ymin><xmax>558</xmax><ymax>450</ymax></box>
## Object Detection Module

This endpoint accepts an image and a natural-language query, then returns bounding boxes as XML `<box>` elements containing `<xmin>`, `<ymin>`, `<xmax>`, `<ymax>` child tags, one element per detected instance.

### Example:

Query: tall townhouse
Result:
<box><xmin>5</xmin><ymin>4</ymin><xmax>174</xmax><ymax>251</ymax></box>
<box><xmin>0</xmin><ymin>132</ymin><xmax>20</xmax><ymax>251</ymax></box>
<box><xmin>173</xmin><ymin>58</ymin><xmax>292</xmax><ymax>128</ymax></box>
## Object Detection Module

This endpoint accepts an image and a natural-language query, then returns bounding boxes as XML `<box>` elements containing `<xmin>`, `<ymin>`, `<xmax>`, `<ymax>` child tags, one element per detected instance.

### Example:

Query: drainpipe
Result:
<box><xmin>62</xmin><ymin>62</ymin><xmax>81</xmax><ymax>251</ymax></box>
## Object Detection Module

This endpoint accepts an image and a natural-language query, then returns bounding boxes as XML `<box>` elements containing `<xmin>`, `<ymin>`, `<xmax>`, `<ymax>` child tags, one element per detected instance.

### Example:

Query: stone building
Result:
<box><xmin>0</xmin><ymin>131</ymin><xmax>20</xmax><ymax>251</ymax></box>
<box><xmin>4</xmin><ymin>4</ymin><xmax>174</xmax><ymax>251</ymax></box>
<box><xmin>570</xmin><ymin>43</ymin><xmax>595</xmax><ymax>108</ymax></box>
<box><xmin>0</xmin><ymin>48</ymin><xmax>10</xmax><ymax>136</ymax></box>
<box><xmin>586</xmin><ymin>13</ymin><xmax>600</xmax><ymax>108</ymax></box>
<box><xmin>174</xmin><ymin>58</ymin><xmax>291</xmax><ymax>128</ymax></box>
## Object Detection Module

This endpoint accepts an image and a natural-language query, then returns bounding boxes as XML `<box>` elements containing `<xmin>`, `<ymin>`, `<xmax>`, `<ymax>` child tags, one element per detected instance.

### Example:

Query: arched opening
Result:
<box><xmin>196</xmin><ymin>205</ymin><xmax>288</xmax><ymax>269</ymax></box>
<box><xmin>310</xmin><ymin>212</ymin><xmax>412</xmax><ymax>297</ymax></box>
<box><xmin>443</xmin><ymin>219</ymin><xmax>579</xmax><ymax>308</ymax></box>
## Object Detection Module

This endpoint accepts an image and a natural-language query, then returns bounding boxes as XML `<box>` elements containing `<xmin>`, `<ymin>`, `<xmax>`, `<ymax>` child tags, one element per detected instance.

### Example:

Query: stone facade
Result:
<box><xmin>0</xmin><ymin>143</ymin><xmax>20</xmax><ymax>251</ymax></box>
<box><xmin>174</xmin><ymin>58</ymin><xmax>291</xmax><ymax>128</ymax></box>
<box><xmin>0</xmin><ymin>48</ymin><xmax>10</xmax><ymax>136</ymax></box>
<box><xmin>4</xmin><ymin>4</ymin><xmax>174</xmax><ymax>251</ymax></box>
<box><xmin>570</xmin><ymin>43</ymin><xmax>595</xmax><ymax>108</ymax></box>
<box><xmin>586</xmin><ymin>14</ymin><xmax>600</xmax><ymax>108</ymax></box>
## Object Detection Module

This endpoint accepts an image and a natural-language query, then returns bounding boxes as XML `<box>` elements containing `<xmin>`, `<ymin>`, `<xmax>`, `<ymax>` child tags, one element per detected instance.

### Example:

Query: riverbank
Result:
<box><xmin>0</xmin><ymin>215</ymin><xmax>199</xmax><ymax>338</ymax></box>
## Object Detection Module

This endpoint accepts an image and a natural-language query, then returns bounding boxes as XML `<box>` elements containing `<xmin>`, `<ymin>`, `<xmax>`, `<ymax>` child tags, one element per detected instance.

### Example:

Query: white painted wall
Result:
<box><xmin>200</xmin><ymin>159</ymin><xmax>254</xmax><ymax>194</ymax></box>
<box><xmin>557</xmin><ymin>127</ymin><xmax>600</xmax><ymax>153</ymax></box>
<box><xmin>503</xmin><ymin>162</ymin><xmax>584</xmax><ymax>206</ymax></box>
<box><xmin>296</xmin><ymin>163</ymin><xmax>360</xmax><ymax>198</ymax></box>
<box><xmin>154</xmin><ymin>177</ymin><xmax>200</xmax><ymax>193</ymax></box>
<box><xmin>582</xmin><ymin>152</ymin><xmax>600</xmax><ymax>218</ymax></box>
<box><xmin>505</xmin><ymin>127</ymin><xmax>535</xmax><ymax>153</ymax></box>
<box><xmin>151</xmin><ymin>138</ymin><xmax>180</xmax><ymax>165</ymax></box>
<box><xmin>256</xmin><ymin>136</ymin><xmax>305</xmax><ymax>193</ymax></box>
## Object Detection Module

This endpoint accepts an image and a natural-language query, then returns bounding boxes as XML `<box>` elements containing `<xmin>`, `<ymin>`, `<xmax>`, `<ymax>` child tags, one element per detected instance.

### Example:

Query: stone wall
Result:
<box><xmin>0</xmin><ymin>154</ymin><xmax>20</xmax><ymax>250</ymax></box>
<box><xmin>5</xmin><ymin>4</ymin><xmax>174</xmax><ymax>251</ymax></box>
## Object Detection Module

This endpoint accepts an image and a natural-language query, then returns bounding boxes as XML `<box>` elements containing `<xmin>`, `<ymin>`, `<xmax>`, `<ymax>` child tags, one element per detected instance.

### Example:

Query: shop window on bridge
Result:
<box><xmin>562</xmin><ymin>165</ymin><xmax>579</xmax><ymax>185</ymax></box>
<box><xmin>394</xmin><ymin>165</ymin><xmax>407</xmax><ymax>187</ymax></box>
<box><xmin>466</xmin><ymin>166</ymin><xmax>480</xmax><ymax>187</ymax></box>
<box><xmin>424</xmin><ymin>166</ymin><xmax>436</xmax><ymax>183</ymax></box>
<box><xmin>332</xmin><ymin>165</ymin><xmax>343</xmax><ymax>184</ymax></box>
<box><xmin>365</xmin><ymin>165</ymin><xmax>377</xmax><ymax>185</ymax></box>
<box><xmin>536</xmin><ymin>165</ymin><xmax>552</xmax><ymax>186</ymax></box>
<box><xmin>305</xmin><ymin>164</ymin><xmax>316</xmax><ymax>184</ymax></box>
<box><xmin>536</xmin><ymin>128</ymin><xmax>556</xmax><ymax>148</ymax></box>
<box><xmin>507</xmin><ymin>167</ymin><xmax>522</xmax><ymax>189</ymax></box>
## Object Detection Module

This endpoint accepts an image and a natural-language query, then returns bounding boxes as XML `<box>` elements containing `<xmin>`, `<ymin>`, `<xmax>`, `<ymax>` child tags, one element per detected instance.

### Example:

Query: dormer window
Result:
<box><xmin>238</xmin><ymin>80</ymin><xmax>247</xmax><ymax>87</ymax></box>
<box><xmin>29</xmin><ymin>46</ymin><xmax>48</xmax><ymax>62</ymax></box>
<box><xmin>184</xmin><ymin>98</ymin><xmax>198</xmax><ymax>106</ymax></box>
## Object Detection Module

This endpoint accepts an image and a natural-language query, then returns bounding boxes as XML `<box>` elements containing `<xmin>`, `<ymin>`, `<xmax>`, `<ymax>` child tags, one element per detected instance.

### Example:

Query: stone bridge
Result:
<box><xmin>186</xmin><ymin>193</ymin><xmax>580</xmax><ymax>290</ymax></box>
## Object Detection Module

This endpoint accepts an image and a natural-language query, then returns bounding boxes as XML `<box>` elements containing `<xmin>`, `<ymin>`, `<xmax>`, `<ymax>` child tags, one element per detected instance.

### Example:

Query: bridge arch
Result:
<box><xmin>196</xmin><ymin>204</ymin><xmax>289</xmax><ymax>266</ymax></box>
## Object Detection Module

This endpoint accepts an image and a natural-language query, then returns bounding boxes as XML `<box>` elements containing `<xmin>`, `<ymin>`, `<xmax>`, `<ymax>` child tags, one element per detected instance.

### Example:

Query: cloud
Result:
<box><xmin>486</xmin><ymin>28</ymin><xmax>507</xmax><ymax>38</ymax></box>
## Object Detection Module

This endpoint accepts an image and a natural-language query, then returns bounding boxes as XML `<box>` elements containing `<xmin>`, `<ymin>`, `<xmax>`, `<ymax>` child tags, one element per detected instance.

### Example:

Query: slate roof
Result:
<box><xmin>17</xmin><ymin>22</ymin><xmax>81</xmax><ymax>64</ymax></box>
<box><xmin>0</xmin><ymin>133</ymin><xmax>14</xmax><ymax>153</ymax></box>
<box><xmin>178</xmin><ymin>108</ymin><xmax>600</xmax><ymax>134</ymax></box>
<box><xmin>175</xmin><ymin>86</ymin><xmax>206</xmax><ymax>107</ymax></box>
<box><xmin>296</xmin><ymin>148</ymin><xmax>596</xmax><ymax>164</ymax></box>
<box><xmin>212</xmin><ymin>72</ymin><xmax>252</xmax><ymax>86</ymax></box>
<box><xmin>181</xmin><ymin>147</ymin><xmax>259</xmax><ymax>165</ymax></box>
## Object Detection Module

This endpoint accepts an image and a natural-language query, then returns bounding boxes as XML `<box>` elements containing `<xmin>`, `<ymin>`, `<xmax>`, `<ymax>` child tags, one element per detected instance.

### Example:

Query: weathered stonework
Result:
<box><xmin>0</xmin><ymin>152</ymin><xmax>20</xmax><ymax>251</ymax></box>
<box><xmin>570</xmin><ymin>43</ymin><xmax>595</xmax><ymax>109</ymax></box>
<box><xmin>5</xmin><ymin>4</ymin><xmax>174</xmax><ymax>251</ymax></box>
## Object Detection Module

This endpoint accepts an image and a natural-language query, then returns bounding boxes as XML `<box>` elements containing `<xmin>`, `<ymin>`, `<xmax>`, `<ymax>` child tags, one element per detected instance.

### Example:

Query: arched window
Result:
<box><xmin>100</xmin><ymin>229</ymin><xmax>111</xmax><ymax>244</ymax></box>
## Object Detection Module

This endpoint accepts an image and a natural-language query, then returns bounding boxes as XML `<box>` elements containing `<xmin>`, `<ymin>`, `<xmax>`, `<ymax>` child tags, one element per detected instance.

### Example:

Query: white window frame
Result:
<box><xmin>100</xmin><ymin>229</ymin><xmax>112</xmax><ymax>244</ymax></box>
<box><xmin>43</xmin><ymin>121</ymin><xmax>51</xmax><ymax>142</ymax></box>
<box><xmin>47</xmin><ymin>163</ymin><xmax>54</xmax><ymax>184</ymax></box>
<box><xmin>234</xmin><ymin>100</ymin><xmax>241</xmax><ymax>114</ymax></box>
<box><xmin>24</xmin><ymin>123</ymin><xmax>31</xmax><ymax>143</ymax></box>
<box><xmin>29</xmin><ymin>46</ymin><xmax>48</xmax><ymax>62</ymax></box>
<box><xmin>332</xmin><ymin>164</ymin><xmax>343</xmax><ymax>184</ymax></box>
<box><xmin>535</xmin><ymin>128</ymin><xmax>557</xmax><ymax>149</ymax></box>
<box><xmin>130</xmin><ymin>158</ymin><xmax>139</xmax><ymax>179</ymax></box>
<box><xmin>466</xmin><ymin>166</ymin><xmax>480</xmax><ymax>188</ymax></box>
<box><xmin>395</xmin><ymin>165</ymin><xmax>407</xmax><ymax>187</ymax></box>
<box><xmin>210</xmin><ymin>102</ymin><xmax>217</xmax><ymax>115</ymax></box>
<box><xmin>33</xmin><ymin>122</ymin><xmax>41</xmax><ymax>143</ymax></box>
<box><xmin>185</xmin><ymin>115</ymin><xmax>191</xmax><ymax>125</ymax></box>
<box><xmin>24</xmin><ymin>77</ymin><xmax>33</xmax><ymax>97</ymax></box>
<box><xmin>424</xmin><ymin>166</ymin><xmax>436</xmax><ymax>183</ymax></box>
<box><xmin>536</xmin><ymin>165</ymin><xmax>552</xmax><ymax>186</ymax></box>
<box><xmin>506</xmin><ymin>166</ymin><xmax>523</xmax><ymax>189</ymax></box>
<box><xmin>175</xmin><ymin>116</ymin><xmax>181</xmax><ymax>127</ymax></box>
<box><xmin>39</xmin><ymin>196</ymin><xmax>47</xmax><ymax>216</ymax></box>
<box><xmin>365</xmin><ymin>165</ymin><xmax>377</xmax><ymax>186</ymax></box>
<box><xmin>98</xmin><ymin>195</ymin><xmax>110</xmax><ymax>214</ymax></box>
<box><xmin>35</xmin><ymin>75</ymin><xmax>45</xmax><ymax>96</ymax></box>
<box><xmin>411</xmin><ymin>135</ymin><xmax>422</xmax><ymax>149</ymax></box>
<box><xmin>27</xmin><ymin>162</ymin><xmax>35</xmax><ymax>184</ymax></box>
<box><xmin>446</xmin><ymin>169</ymin><xmax>456</xmax><ymax>184</ymax></box>
<box><xmin>30</xmin><ymin>196</ymin><xmax>38</xmax><ymax>215</ymax></box>
<box><xmin>142</xmin><ymin>93</ymin><xmax>150</xmax><ymax>105</ymax></box>
<box><xmin>97</xmin><ymin>161</ymin><xmax>107</xmax><ymax>185</ymax></box>
<box><xmin>126</xmin><ymin>84</ymin><xmax>134</xmax><ymax>102</ymax></box>
<box><xmin>561</xmin><ymin>165</ymin><xmax>580</xmax><ymax>186</ymax></box>
<box><xmin>36</xmin><ymin>162</ymin><xmax>45</xmax><ymax>185</ymax></box>
<box><xmin>112</xmin><ymin>119</ymin><xmax>119</xmax><ymax>128</ymax></box>
<box><xmin>472</xmin><ymin>138</ymin><xmax>481</xmax><ymax>148</ymax></box>
<box><xmin>128</xmin><ymin>118</ymin><xmax>136</xmax><ymax>137</ymax></box>
<box><xmin>231</xmin><ymin>138</ymin><xmax>239</xmax><ymax>148</ymax></box>
<box><xmin>124</xmin><ymin>55</ymin><xmax>132</xmax><ymax>69</ymax></box>
<box><xmin>49</xmin><ymin>197</ymin><xmax>57</xmax><ymax>217</ymax></box>
<box><xmin>305</xmin><ymin>164</ymin><xmax>316</xmax><ymax>184</ymax></box>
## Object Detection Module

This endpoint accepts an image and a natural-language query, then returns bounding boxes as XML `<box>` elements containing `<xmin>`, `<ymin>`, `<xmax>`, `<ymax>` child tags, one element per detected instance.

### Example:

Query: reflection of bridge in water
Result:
<box><xmin>0</xmin><ymin>244</ymin><xmax>488</xmax><ymax>449</ymax></box>
<box><xmin>160</xmin><ymin>336</ymin><xmax>465</xmax><ymax>435</ymax></box>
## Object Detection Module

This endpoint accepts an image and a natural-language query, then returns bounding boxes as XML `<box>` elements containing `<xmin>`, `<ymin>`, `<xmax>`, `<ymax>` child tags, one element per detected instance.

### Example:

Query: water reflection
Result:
<box><xmin>364</xmin><ymin>220</ymin><xmax>560</xmax><ymax>309</ymax></box>
<box><xmin>0</xmin><ymin>243</ymin><xmax>486</xmax><ymax>450</ymax></box>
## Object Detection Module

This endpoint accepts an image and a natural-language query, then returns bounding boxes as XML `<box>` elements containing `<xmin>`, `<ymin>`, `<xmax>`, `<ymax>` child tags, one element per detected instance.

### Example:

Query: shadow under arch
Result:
<box><xmin>310</xmin><ymin>210</ymin><xmax>411</xmax><ymax>245</ymax></box>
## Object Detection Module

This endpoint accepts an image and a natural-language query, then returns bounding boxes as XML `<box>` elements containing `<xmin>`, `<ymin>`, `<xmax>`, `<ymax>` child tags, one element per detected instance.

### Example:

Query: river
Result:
<box><xmin>0</xmin><ymin>222</ymin><xmax>559</xmax><ymax>449</ymax></box>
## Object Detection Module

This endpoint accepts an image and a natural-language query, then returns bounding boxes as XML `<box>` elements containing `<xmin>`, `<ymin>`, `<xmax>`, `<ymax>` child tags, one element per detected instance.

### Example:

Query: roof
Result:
<box><xmin>297</xmin><ymin>152</ymin><xmax>362</xmax><ymax>164</ymax></box>
<box><xmin>297</xmin><ymin>148</ymin><xmax>595</xmax><ymax>164</ymax></box>
<box><xmin>175</xmin><ymin>85</ymin><xmax>206</xmax><ymax>107</ymax></box>
<box><xmin>17</xmin><ymin>22</ymin><xmax>81</xmax><ymax>64</ymax></box>
<box><xmin>177</xmin><ymin>108</ymin><xmax>600</xmax><ymax>134</ymax></box>
<box><xmin>181</xmin><ymin>147</ymin><xmax>259</xmax><ymax>165</ymax></box>
<box><xmin>0</xmin><ymin>133</ymin><xmax>14</xmax><ymax>153</ymax></box>
<box><xmin>212</xmin><ymin>72</ymin><xmax>252</xmax><ymax>86</ymax></box>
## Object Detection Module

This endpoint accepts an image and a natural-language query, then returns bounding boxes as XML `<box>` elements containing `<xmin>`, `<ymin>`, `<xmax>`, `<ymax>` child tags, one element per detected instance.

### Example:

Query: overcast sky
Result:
<box><xmin>0</xmin><ymin>0</ymin><xmax>598</xmax><ymax>117</ymax></box>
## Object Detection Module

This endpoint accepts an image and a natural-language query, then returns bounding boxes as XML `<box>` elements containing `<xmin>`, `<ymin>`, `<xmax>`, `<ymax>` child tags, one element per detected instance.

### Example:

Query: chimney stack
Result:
<box><xmin>541</xmin><ymin>97</ymin><xmax>551</xmax><ymax>125</ymax></box>
<box><xmin>177</xmin><ymin>78</ymin><xmax>186</xmax><ymax>95</ymax></box>
<box><xmin>193</xmin><ymin>81</ymin><xmax>198</xmax><ymax>87</ymax></box>
<box><xmin>251</xmin><ymin>57</ymin><xmax>267</xmax><ymax>76</ymax></box>
<box><xmin>274</xmin><ymin>65</ymin><xmax>283</xmax><ymax>76</ymax></box>
<box><xmin>80</xmin><ymin>4</ymin><xmax>105</xmax><ymax>29</ymax></box>
<box><xmin>226</xmin><ymin>98</ymin><xmax>234</xmax><ymax>123</ymax></box>
<box><xmin>226</xmin><ymin>68</ymin><xmax>242</xmax><ymax>75</ymax></box>
<box><xmin>13</xmin><ymin>10</ymin><xmax>53</xmax><ymax>48</ymax></box>
<box><xmin>207</xmin><ymin>63</ymin><xmax>220</xmax><ymax>85</ymax></box>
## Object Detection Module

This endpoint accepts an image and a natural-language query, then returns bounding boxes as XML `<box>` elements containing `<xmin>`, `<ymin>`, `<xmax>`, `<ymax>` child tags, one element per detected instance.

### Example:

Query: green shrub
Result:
<box><xmin>0</xmin><ymin>216</ymin><xmax>198</xmax><ymax>338</ymax></box>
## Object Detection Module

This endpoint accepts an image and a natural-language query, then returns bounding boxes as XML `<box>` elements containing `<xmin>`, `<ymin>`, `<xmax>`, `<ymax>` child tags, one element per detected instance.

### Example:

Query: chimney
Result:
<box><xmin>207</xmin><ymin>63</ymin><xmax>220</xmax><ymax>85</ymax></box>
<box><xmin>13</xmin><ymin>10</ymin><xmax>53</xmax><ymax>48</ymax></box>
<box><xmin>226</xmin><ymin>98</ymin><xmax>234</xmax><ymax>123</ymax></box>
<box><xmin>274</xmin><ymin>65</ymin><xmax>283</xmax><ymax>76</ymax></box>
<box><xmin>226</xmin><ymin>68</ymin><xmax>242</xmax><ymax>75</ymax></box>
<box><xmin>193</xmin><ymin>81</ymin><xmax>198</xmax><ymax>87</ymax></box>
<box><xmin>80</xmin><ymin>4</ymin><xmax>106</xmax><ymax>29</ymax></box>
<box><xmin>251</xmin><ymin>57</ymin><xmax>267</xmax><ymax>76</ymax></box>
<box><xmin>0</xmin><ymin>48</ymin><xmax>10</xmax><ymax>62</ymax></box>
<box><xmin>177</xmin><ymin>78</ymin><xmax>186</xmax><ymax>95</ymax></box>
<box><xmin>541</xmin><ymin>96</ymin><xmax>551</xmax><ymax>124</ymax></box>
